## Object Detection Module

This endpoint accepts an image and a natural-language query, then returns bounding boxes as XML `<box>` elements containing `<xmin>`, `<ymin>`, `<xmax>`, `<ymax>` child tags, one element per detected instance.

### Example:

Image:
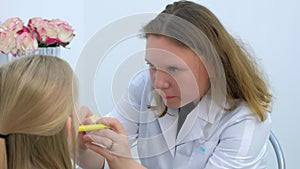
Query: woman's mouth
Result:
<box><xmin>165</xmin><ymin>96</ymin><xmax>176</xmax><ymax>100</ymax></box>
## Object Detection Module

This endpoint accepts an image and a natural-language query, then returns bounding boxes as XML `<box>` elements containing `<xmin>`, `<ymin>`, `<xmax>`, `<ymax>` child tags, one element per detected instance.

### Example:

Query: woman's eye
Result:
<box><xmin>167</xmin><ymin>66</ymin><xmax>179</xmax><ymax>72</ymax></box>
<box><xmin>146</xmin><ymin>62</ymin><xmax>156</xmax><ymax>70</ymax></box>
<box><xmin>147</xmin><ymin>63</ymin><xmax>153</xmax><ymax>68</ymax></box>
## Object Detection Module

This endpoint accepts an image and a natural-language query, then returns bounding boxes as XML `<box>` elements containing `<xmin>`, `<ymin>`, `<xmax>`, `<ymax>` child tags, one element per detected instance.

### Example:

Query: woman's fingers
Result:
<box><xmin>84</xmin><ymin>129</ymin><xmax>142</xmax><ymax>169</ymax></box>
<box><xmin>83</xmin><ymin>118</ymin><xmax>132</xmax><ymax>158</ymax></box>
<box><xmin>80</xmin><ymin>106</ymin><xmax>93</xmax><ymax>117</ymax></box>
<box><xmin>96</xmin><ymin>117</ymin><xmax>128</xmax><ymax>135</ymax></box>
<box><xmin>83</xmin><ymin>133</ymin><xmax>112</xmax><ymax>149</ymax></box>
<box><xmin>77</xmin><ymin>106</ymin><xmax>96</xmax><ymax>151</ymax></box>
<box><xmin>79</xmin><ymin>106</ymin><xmax>94</xmax><ymax>124</ymax></box>
<box><xmin>85</xmin><ymin>140</ymin><xmax>113</xmax><ymax>160</ymax></box>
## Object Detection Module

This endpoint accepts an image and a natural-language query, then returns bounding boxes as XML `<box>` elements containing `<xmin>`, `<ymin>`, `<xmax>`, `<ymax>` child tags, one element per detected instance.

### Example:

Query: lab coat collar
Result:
<box><xmin>195</xmin><ymin>93</ymin><xmax>221</xmax><ymax>124</ymax></box>
<box><xmin>157</xmin><ymin>93</ymin><xmax>225</xmax><ymax>155</ymax></box>
<box><xmin>176</xmin><ymin>93</ymin><xmax>225</xmax><ymax>144</ymax></box>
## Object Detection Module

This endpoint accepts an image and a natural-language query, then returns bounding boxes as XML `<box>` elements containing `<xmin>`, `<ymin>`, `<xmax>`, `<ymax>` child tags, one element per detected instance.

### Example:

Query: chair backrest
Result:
<box><xmin>269</xmin><ymin>131</ymin><xmax>286</xmax><ymax>169</ymax></box>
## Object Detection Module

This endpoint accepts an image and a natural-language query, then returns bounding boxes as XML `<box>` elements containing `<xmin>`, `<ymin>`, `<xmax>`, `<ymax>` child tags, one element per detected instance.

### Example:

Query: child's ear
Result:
<box><xmin>66</xmin><ymin>116</ymin><xmax>72</xmax><ymax>136</ymax></box>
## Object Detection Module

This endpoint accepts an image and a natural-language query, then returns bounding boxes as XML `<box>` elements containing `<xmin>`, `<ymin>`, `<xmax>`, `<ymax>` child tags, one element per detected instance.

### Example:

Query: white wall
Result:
<box><xmin>1</xmin><ymin>0</ymin><xmax>299</xmax><ymax>168</ymax></box>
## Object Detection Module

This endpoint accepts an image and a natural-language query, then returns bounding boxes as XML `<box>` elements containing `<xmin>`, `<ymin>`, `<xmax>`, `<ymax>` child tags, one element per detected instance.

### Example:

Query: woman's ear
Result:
<box><xmin>66</xmin><ymin>116</ymin><xmax>72</xmax><ymax>136</ymax></box>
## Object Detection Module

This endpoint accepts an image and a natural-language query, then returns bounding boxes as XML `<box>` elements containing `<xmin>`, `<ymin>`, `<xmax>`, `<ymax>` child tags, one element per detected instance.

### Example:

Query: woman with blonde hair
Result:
<box><xmin>0</xmin><ymin>55</ymin><xmax>79</xmax><ymax>169</ymax></box>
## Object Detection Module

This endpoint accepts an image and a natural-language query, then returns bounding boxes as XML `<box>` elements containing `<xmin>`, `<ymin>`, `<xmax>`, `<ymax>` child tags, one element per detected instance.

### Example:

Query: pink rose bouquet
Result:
<box><xmin>0</xmin><ymin>17</ymin><xmax>75</xmax><ymax>56</ymax></box>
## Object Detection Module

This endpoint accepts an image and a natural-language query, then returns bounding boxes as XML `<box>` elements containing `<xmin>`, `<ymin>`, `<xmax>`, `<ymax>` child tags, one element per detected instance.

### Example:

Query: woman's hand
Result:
<box><xmin>77</xmin><ymin>106</ymin><xmax>94</xmax><ymax>151</ymax></box>
<box><xmin>83</xmin><ymin>117</ymin><xmax>146</xmax><ymax>169</ymax></box>
<box><xmin>77</xmin><ymin>106</ymin><xmax>105</xmax><ymax>169</ymax></box>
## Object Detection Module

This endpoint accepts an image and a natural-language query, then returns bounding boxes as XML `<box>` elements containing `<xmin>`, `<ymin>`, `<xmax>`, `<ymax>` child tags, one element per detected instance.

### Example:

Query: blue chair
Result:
<box><xmin>269</xmin><ymin>131</ymin><xmax>286</xmax><ymax>169</ymax></box>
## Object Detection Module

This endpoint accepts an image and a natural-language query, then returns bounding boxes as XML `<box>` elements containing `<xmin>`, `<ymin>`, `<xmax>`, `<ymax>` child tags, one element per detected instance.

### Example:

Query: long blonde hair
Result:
<box><xmin>142</xmin><ymin>1</ymin><xmax>272</xmax><ymax>121</ymax></box>
<box><xmin>0</xmin><ymin>55</ymin><xmax>78</xmax><ymax>169</ymax></box>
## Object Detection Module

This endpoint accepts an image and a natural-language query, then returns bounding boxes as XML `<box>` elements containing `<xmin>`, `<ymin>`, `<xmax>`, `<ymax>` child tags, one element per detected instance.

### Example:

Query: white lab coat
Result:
<box><xmin>106</xmin><ymin>70</ymin><xmax>271</xmax><ymax>169</ymax></box>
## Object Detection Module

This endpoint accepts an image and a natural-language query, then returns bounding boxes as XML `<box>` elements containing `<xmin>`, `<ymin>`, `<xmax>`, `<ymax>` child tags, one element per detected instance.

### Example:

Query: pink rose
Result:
<box><xmin>57</xmin><ymin>23</ymin><xmax>75</xmax><ymax>46</ymax></box>
<box><xmin>50</xmin><ymin>19</ymin><xmax>65</xmax><ymax>25</ymax></box>
<box><xmin>0</xmin><ymin>31</ymin><xmax>18</xmax><ymax>55</ymax></box>
<box><xmin>16</xmin><ymin>32</ymin><xmax>38</xmax><ymax>53</ymax></box>
<box><xmin>1</xmin><ymin>17</ymin><xmax>24</xmax><ymax>33</ymax></box>
<box><xmin>40</xmin><ymin>20</ymin><xmax>59</xmax><ymax>45</ymax></box>
<box><xmin>28</xmin><ymin>17</ymin><xmax>48</xmax><ymax>42</ymax></box>
<box><xmin>28</xmin><ymin>17</ymin><xmax>44</xmax><ymax>32</ymax></box>
<box><xmin>1</xmin><ymin>17</ymin><xmax>75</xmax><ymax>56</ymax></box>
<box><xmin>27</xmin><ymin>18</ymin><xmax>75</xmax><ymax>47</ymax></box>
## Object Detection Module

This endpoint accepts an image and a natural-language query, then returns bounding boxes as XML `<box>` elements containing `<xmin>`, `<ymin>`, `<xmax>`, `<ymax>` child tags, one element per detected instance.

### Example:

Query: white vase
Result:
<box><xmin>34</xmin><ymin>46</ymin><xmax>61</xmax><ymax>57</ymax></box>
<box><xmin>5</xmin><ymin>46</ymin><xmax>61</xmax><ymax>63</ymax></box>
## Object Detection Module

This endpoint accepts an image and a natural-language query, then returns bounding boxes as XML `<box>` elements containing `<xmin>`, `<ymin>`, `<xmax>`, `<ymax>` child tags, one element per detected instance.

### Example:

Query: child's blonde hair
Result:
<box><xmin>0</xmin><ymin>55</ymin><xmax>78</xmax><ymax>169</ymax></box>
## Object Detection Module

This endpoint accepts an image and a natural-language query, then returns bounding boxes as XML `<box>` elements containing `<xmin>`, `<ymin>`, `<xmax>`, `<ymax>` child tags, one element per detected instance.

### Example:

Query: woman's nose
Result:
<box><xmin>152</xmin><ymin>70</ymin><xmax>170</xmax><ymax>89</ymax></box>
